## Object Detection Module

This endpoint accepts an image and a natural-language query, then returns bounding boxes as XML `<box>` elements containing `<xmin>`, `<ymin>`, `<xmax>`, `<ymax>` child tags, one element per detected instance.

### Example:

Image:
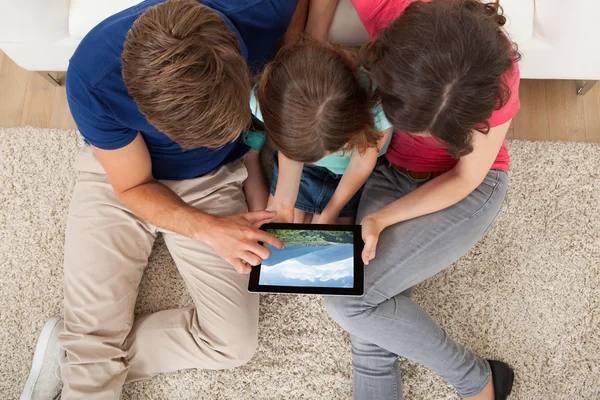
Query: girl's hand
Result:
<box><xmin>312</xmin><ymin>211</ymin><xmax>337</xmax><ymax>225</ymax></box>
<box><xmin>266</xmin><ymin>195</ymin><xmax>295</xmax><ymax>223</ymax></box>
<box><xmin>361</xmin><ymin>215</ymin><xmax>384</xmax><ymax>265</ymax></box>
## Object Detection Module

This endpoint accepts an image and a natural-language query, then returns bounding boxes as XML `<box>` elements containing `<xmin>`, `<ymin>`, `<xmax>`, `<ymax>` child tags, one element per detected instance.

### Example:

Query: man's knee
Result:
<box><xmin>225</xmin><ymin>337</ymin><xmax>258</xmax><ymax>368</ymax></box>
<box><xmin>202</xmin><ymin>327</ymin><xmax>259</xmax><ymax>369</ymax></box>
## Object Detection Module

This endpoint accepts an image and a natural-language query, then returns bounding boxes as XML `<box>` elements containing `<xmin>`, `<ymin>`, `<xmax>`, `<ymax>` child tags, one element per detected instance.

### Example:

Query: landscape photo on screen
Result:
<box><xmin>260</xmin><ymin>229</ymin><xmax>354</xmax><ymax>288</ymax></box>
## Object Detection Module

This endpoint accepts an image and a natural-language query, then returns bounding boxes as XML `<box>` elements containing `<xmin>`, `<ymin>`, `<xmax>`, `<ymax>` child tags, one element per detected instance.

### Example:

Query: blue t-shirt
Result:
<box><xmin>67</xmin><ymin>0</ymin><xmax>297</xmax><ymax>180</ymax></box>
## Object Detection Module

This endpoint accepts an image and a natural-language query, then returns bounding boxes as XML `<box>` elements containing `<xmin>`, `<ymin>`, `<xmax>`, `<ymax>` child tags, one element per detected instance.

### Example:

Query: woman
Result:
<box><xmin>324</xmin><ymin>1</ymin><xmax>520</xmax><ymax>399</ymax></box>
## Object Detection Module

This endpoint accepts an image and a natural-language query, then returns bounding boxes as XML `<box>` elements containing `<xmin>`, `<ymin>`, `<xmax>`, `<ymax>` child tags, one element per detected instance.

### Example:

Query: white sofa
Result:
<box><xmin>0</xmin><ymin>0</ymin><xmax>598</xmax><ymax>92</ymax></box>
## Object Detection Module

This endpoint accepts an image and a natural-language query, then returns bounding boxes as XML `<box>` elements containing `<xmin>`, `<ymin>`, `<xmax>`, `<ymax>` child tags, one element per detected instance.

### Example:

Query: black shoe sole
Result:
<box><xmin>487</xmin><ymin>359</ymin><xmax>514</xmax><ymax>400</ymax></box>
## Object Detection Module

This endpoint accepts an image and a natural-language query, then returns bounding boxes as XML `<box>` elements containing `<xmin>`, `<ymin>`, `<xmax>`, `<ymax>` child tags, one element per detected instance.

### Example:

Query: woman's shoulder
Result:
<box><xmin>489</xmin><ymin>61</ymin><xmax>521</xmax><ymax>128</ymax></box>
<box><xmin>351</xmin><ymin>0</ymin><xmax>419</xmax><ymax>38</ymax></box>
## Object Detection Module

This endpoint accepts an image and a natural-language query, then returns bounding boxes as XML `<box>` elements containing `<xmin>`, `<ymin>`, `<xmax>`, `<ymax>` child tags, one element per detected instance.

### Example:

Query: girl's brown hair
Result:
<box><xmin>361</xmin><ymin>0</ymin><xmax>520</xmax><ymax>158</ymax></box>
<box><xmin>256</xmin><ymin>37</ymin><xmax>381</xmax><ymax>164</ymax></box>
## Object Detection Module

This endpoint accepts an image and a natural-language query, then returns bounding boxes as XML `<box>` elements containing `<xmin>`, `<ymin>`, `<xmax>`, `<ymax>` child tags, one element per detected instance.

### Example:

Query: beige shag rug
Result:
<box><xmin>1</xmin><ymin>127</ymin><xmax>599</xmax><ymax>400</ymax></box>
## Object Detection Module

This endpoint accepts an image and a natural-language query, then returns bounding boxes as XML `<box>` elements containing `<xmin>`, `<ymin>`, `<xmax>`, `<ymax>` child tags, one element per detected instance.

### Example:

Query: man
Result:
<box><xmin>20</xmin><ymin>0</ymin><xmax>307</xmax><ymax>398</ymax></box>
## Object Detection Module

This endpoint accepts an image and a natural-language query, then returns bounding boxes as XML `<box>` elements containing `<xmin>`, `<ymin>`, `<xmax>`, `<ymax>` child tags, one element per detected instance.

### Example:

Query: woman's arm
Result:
<box><xmin>306</xmin><ymin>0</ymin><xmax>341</xmax><ymax>41</ymax></box>
<box><xmin>267</xmin><ymin>152</ymin><xmax>304</xmax><ymax>222</ymax></box>
<box><xmin>316</xmin><ymin>128</ymin><xmax>392</xmax><ymax>224</ymax></box>
<box><xmin>361</xmin><ymin>120</ymin><xmax>511</xmax><ymax>263</ymax></box>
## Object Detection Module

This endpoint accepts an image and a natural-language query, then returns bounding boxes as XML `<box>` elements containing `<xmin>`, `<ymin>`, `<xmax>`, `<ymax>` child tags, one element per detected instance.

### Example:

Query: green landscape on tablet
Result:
<box><xmin>260</xmin><ymin>229</ymin><xmax>354</xmax><ymax>288</ymax></box>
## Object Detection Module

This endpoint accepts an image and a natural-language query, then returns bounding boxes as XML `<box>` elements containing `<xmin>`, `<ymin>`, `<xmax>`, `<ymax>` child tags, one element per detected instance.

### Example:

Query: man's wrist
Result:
<box><xmin>183</xmin><ymin>208</ymin><xmax>217</xmax><ymax>242</ymax></box>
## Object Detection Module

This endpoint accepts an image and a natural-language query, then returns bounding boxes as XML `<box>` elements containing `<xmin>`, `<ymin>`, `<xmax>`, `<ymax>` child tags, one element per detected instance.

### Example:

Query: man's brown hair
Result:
<box><xmin>256</xmin><ymin>37</ymin><xmax>381</xmax><ymax>164</ymax></box>
<box><xmin>361</xmin><ymin>0</ymin><xmax>520</xmax><ymax>158</ymax></box>
<box><xmin>122</xmin><ymin>0</ymin><xmax>250</xmax><ymax>149</ymax></box>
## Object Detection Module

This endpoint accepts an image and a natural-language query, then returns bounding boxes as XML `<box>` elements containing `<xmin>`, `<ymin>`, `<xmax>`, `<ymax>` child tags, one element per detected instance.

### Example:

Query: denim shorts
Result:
<box><xmin>270</xmin><ymin>155</ymin><xmax>362</xmax><ymax>218</ymax></box>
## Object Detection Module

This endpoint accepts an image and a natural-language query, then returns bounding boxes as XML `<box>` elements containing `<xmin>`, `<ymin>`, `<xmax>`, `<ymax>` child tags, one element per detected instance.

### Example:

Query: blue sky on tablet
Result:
<box><xmin>260</xmin><ymin>244</ymin><xmax>354</xmax><ymax>288</ymax></box>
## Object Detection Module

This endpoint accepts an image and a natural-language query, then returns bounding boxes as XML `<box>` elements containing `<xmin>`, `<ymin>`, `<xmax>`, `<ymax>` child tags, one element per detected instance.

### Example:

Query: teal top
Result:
<box><xmin>249</xmin><ymin>87</ymin><xmax>393</xmax><ymax>175</ymax></box>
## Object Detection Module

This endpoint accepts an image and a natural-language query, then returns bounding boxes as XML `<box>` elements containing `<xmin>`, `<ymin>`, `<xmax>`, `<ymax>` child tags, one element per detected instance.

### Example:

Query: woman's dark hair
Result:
<box><xmin>257</xmin><ymin>37</ymin><xmax>381</xmax><ymax>164</ymax></box>
<box><xmin>361</xmin><ymin>0</ymin><xmax>520</xmax><ymax>157</ymax></box>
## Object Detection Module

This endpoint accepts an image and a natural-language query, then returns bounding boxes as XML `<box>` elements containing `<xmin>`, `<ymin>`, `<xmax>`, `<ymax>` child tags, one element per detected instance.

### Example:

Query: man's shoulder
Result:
<box><xmin>208</xmin><ymin>0</ymin><xmax>297</xmax><ymax>27</ymax></box>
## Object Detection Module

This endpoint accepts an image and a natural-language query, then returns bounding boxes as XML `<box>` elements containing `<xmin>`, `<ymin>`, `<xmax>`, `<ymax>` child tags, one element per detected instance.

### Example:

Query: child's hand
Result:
<box><xmin>266</xmin><ymin>195</ymin><xmax>295</xmax><ymax>223</ymax></box>
<box><xmin>312</xmin><ymin>211</ymin><xmax>337</xmax><ymax>225</ymax></box>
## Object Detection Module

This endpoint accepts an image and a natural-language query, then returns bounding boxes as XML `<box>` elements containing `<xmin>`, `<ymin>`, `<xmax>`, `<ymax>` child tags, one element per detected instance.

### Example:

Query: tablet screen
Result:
<box><xmin>260</xmin><ymin>228</ymin><xmax>354</xmax><ymax>288</ymax></box>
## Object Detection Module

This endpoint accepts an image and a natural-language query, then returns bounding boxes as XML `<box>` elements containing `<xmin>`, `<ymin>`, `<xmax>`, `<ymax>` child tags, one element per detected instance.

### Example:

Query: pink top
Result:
<box><xmin>351</xmin><ymin>0</ymin><xmax>521</xmax><ymax>172</ymax></box>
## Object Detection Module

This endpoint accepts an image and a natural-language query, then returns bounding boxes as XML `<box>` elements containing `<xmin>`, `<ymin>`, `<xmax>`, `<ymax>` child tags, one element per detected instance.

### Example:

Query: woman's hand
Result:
<box><xmin>361</xmin><ymin>214</ymin><xmax>384</xmax><ymax>265</ymax></box>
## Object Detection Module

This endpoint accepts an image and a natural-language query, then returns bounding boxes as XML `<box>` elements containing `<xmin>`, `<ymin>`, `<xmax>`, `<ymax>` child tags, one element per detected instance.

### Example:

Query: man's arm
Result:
<box><xmin>92</xmin><ymin>133</ymin><xmax>283</xmax><ymax>273</ymax></box>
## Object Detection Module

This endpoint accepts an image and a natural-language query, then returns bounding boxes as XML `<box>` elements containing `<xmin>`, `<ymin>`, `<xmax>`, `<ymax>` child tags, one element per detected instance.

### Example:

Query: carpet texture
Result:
<box><xmin>1</xmin><ymin>127</ymin><xmax>599</xmax><ymax>400</ymax></box>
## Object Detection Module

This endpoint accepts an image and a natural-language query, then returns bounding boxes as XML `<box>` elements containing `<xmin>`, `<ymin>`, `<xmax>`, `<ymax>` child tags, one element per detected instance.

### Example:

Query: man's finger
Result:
<box><xmin>243</xmin><ymin>210</ymin><xmax>278</xmax><ymax>227</ymax></box>
<box><xmin>244</xmin><ymin>241</ymin><xmax>271</xmax><ymax>260</ymax></box>
<box><xmin>231</xmin><ymin>258</ymin><xmax>251</xmax><ymax>274</ymax></box>
<box><xmin>253</xmin><ymin>230</ymin><xmax>284</xmax><ymax>250</ymax></box>
<box><xmin>241</xmin><ymin>251</ymin><xmax>262</xmax><ymax>266</ymax></box>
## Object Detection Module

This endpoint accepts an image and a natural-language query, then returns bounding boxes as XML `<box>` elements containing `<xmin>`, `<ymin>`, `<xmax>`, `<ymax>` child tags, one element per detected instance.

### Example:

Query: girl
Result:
<box><xmin>253</xmin><ymin>38</ymin><xmax>393</xmax><ymax>224</ymax></box>
<box><xmin>324</xmin><ymin>1</ymin><xmax>521</xmax><ymax>400</ymax></box>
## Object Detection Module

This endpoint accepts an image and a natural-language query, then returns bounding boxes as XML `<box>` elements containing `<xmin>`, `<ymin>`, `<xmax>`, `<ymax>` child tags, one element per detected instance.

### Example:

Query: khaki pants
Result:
<box><xmin>58</xmin><ymin>147</ymin><xmax>258</xmax><ymax>399</ymax></box>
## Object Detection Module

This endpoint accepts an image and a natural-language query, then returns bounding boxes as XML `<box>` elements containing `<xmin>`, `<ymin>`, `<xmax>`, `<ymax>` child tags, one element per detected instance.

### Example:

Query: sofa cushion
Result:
<box><xmin>493</xmin><ymin>0</ymin><xmax>534</xmax><ymax>45</ymax></box>
<box><xmin>0</xmin><ymin>0</ymin><xmax>71</xmax><ymax>43</ymax></box>
<box><xmin>533</xmin><ymin>0</ymin><xmax>600</xmax><ymax>49</ymax></box>
<box><xmin>69</xmin><ymin>0</ymin><xmax>141</xmax><ymax>39</ymax></box>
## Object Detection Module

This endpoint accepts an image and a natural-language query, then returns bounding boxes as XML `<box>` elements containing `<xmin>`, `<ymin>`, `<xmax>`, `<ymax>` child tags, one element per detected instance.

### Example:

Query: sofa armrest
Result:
<box><xmin>0</xmin><ymin>0</ymin><xmax>71</xmax><ymax>43</ymax></box>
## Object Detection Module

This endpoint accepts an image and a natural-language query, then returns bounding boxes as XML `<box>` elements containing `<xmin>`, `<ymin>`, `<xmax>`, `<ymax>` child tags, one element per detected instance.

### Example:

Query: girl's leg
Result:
<box><xmin>337</xmin><ymin>216</ymin><xmax>355</xmax><ymax>225</ymax></box>
<box><xmin>325</xmin><ymin>162</ymin><xmax>508</xmax><ymax>400</ymax></box>
<box><xmin>310</xmin><ymin>214</ymin><xmax>355</xmax><ymax>225</ymax></box>
<box><xmin>293</xmin><ymin>207</ymin><xmax>308</xmax><ymax>223</ymax></box>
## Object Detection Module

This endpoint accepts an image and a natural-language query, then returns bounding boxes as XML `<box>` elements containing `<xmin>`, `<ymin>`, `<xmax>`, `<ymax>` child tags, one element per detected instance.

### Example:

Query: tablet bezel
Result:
<box><xmin>248</xmin><ymin>223</ymin><xmax>364</xmax><ymax>296</ymax></box>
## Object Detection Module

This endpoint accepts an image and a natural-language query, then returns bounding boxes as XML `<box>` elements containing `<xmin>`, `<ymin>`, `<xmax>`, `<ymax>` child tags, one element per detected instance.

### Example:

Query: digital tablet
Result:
<box><xmin>248</xmin><ymin>223</ymin><xmax>364</xmax><ymax>296</ymax></box>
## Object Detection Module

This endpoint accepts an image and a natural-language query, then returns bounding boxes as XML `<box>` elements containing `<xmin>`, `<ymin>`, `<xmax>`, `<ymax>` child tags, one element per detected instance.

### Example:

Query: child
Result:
<box><xmin>251</xmin><ymin>37</ymin><xmax>393</xmax><ymax>224</ymax></box>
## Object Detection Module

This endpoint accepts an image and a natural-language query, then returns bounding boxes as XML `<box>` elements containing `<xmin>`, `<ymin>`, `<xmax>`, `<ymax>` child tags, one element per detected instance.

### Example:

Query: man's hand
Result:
<box><xmin>361</xmin><ymin>214</ymin><xmax>384</xmax><ymax>265</ymax></box>
<box><xmin>266</xmin><ymin>195</ymin><xmax>295</xmax><ymax>223</ymax></box>
<box><xmin>198</xmin><ymin>210</ymin><xmax>284</xmax><ymax>274</ymax></box>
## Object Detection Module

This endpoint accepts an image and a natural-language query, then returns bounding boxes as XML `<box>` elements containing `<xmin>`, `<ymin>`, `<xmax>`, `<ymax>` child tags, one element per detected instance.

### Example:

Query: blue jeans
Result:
<box><xmin>325</xmin><ymin>160</ymin><xmax>509</xmax><ymax>399</ymax></box>
<box><xmin>270</xmin><ymin>154</ymin><xmax>363</xmax><ymax>217</ymax></box>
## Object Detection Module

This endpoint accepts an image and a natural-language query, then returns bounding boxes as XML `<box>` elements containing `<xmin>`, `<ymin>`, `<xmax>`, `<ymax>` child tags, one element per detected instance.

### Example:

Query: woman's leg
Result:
<box><xmin>325</xmin><ymin>162</ymin><xmax>508</xmax><ymax>399</ymax></box>
<box><xmin>351</xmin><ymin>334</ymin><xmax>403</xmax><ymax>400</ymax></box>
